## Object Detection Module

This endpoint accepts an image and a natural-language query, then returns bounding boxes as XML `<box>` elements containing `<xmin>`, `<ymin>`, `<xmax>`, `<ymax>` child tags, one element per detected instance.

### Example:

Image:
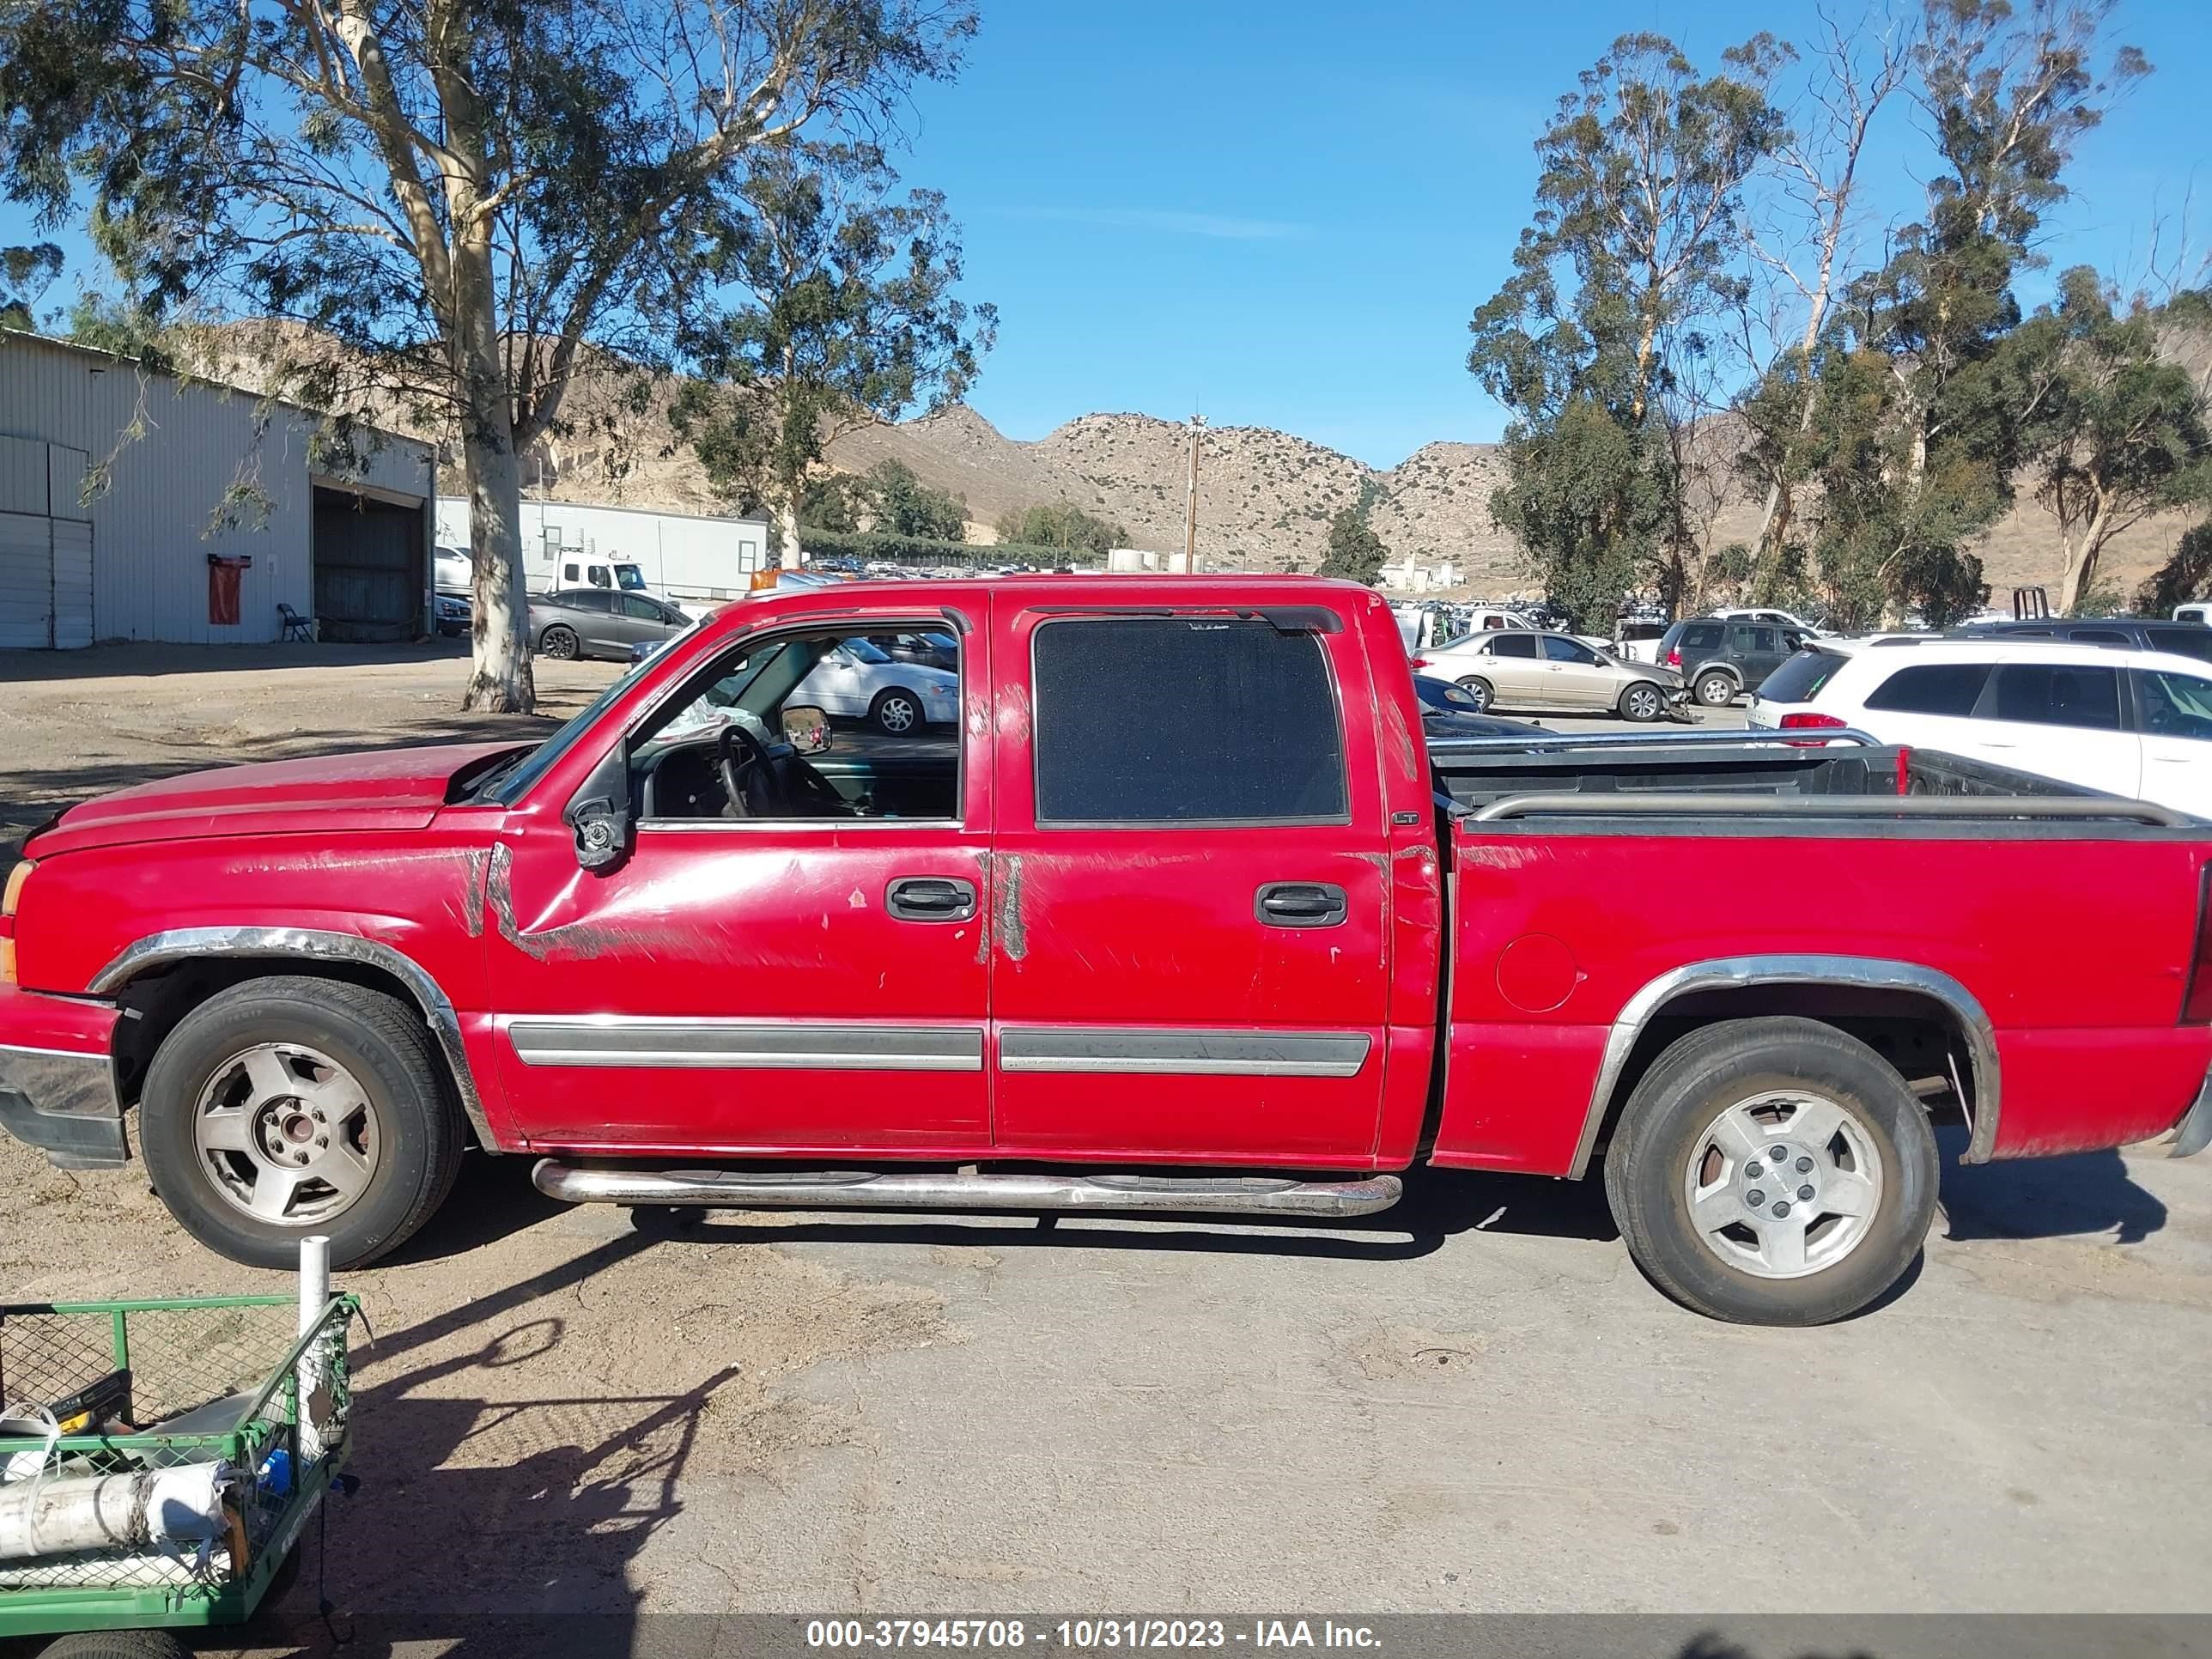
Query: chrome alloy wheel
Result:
<box><xmin>191</xmin><ymin>1042</ymin><xmax>381</xmax><ymax>1225</ymax></box>
<box><xmin>1680</xmin><ymin>1090</ymin><xmax>1884</xmax><ymax>1279</ymax></box>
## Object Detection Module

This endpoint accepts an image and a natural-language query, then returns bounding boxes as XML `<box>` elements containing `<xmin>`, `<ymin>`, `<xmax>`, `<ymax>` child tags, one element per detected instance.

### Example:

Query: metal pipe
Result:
<box><xmin>1466</xmin><ymin>791</ymin><xmax>2190</xmax><ymax>827</ymax></box>
<box><xmin>296</xmin><ymin>1233</ymin><xmax>331</xmax><ymax>1463</ymax></box>
<box><xmin>532</xmin><ymin>1161</ymin><xmax>1403</xmax><ymax>1218</ymax></box>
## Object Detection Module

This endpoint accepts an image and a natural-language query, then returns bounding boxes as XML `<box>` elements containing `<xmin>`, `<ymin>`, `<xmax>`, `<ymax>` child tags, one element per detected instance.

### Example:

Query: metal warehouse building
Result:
<box><xmin>0</xmin><ymin>331</ymin><xmax>436</xmax><ymax>648</ymax></box>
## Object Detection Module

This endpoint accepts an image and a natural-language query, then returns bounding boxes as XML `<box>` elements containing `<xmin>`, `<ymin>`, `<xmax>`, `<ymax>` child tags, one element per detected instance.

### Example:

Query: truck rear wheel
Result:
<box><xmin>139</xmin><ymin>976</ymin><xmax>465</xmax><ymax>1269</ymax></box>
<box><xmin>1601</xmin><ymin>1017</ymin><xmax>1937</xmax><ymax>1325</ymax></box>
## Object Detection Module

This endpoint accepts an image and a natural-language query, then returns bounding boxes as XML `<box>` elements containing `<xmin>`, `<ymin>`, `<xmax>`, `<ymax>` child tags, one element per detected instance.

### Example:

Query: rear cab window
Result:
<box><xmin>1030</xmin><ymin>617</ymin><xmax>1347</xmax><ymax>823</ymax></box>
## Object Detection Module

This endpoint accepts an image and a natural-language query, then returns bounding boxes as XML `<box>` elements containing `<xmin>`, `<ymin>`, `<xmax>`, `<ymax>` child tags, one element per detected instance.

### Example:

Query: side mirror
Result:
<box><xmin>783</xmin><ymin>704</ymin><xmax>832</xmax><ymax>754</ymax></box>
<box><xmin>565</xmin><ymin>742</ymin><xmax>633</xmax><ymax>872</ymax></box>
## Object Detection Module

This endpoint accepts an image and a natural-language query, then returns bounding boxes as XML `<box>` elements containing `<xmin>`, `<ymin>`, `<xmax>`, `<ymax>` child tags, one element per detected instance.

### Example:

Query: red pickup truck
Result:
<box><xmin>3</xmin><ymin>577</ymin><xmax>2208</xmax><ymax>1323</ymax></box>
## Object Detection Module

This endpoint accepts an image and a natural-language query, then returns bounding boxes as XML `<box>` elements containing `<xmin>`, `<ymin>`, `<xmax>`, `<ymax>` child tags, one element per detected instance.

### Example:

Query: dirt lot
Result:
<box><xmin>3</xmin><ymin>645</ymin><xmax>2209</xmax><ymax>1641</ymax></box>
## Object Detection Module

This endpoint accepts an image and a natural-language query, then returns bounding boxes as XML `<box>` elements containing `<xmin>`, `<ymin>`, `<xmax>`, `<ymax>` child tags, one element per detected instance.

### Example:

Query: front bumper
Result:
<box><xmin>0</xmin><ymin>988</ymin><xmax>125</xmax><ymax>1169</ymax></box>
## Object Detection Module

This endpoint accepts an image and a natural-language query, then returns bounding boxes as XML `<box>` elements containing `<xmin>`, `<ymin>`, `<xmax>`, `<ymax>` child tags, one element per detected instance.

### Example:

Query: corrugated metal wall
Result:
<box><xmin>0</xmin><ymin>333</ymin><xmax>434</xmax><ymax>645</ymax></box>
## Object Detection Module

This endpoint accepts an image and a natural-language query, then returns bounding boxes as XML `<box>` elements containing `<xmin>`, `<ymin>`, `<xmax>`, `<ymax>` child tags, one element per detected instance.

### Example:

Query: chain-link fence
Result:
<box><xmin>0</xmin><ymin>1294</ymin><xmax>355</xmax><ymax>1601</ymax></box>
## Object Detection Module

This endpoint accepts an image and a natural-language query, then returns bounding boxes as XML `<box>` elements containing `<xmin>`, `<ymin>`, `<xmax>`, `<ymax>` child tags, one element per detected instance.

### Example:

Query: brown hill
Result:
<box><xmin>179</xmin><ymin>319</ymin><xmax>2204</xmax><ymax>600</ymax></box>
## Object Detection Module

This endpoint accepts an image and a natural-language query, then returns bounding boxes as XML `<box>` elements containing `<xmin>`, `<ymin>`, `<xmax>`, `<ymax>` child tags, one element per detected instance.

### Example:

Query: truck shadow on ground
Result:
<box><xmin>230</xmin><ymin>1228</ymin><xmax>724</xmax><ymax>1659</ymax></box>
<box><xmin>1934</xmin><ymin>1127</ymin><xmax>2166</xmax><ymax>1244</ymax></box>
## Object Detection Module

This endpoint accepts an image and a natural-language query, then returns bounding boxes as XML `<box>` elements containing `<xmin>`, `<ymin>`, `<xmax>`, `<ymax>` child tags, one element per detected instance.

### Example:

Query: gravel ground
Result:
<box><xmin>1</xmin><ymin>645</ymin><xmax>2203</xmax><ymax>1648</ymax></box>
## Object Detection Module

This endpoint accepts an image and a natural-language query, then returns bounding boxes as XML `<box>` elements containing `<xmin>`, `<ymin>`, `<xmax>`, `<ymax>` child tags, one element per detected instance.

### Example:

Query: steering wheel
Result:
<box><xmin>714</xmin><ymin>721</ymin><xmax>854</xmax><ymax>819</ymax></box>
<box><xmin>715</xmin><ymin>722</ymin><xmax>779</xmax><ymax>818</ymax></box>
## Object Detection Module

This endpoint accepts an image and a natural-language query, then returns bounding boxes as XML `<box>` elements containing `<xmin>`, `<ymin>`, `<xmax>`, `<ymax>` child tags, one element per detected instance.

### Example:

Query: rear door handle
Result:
<box><xmin>886</xmin><ymin>876</ymin><xmax>978</xmax><ymax>922</ymax></box>
<box><xmin>1255</xmin><ymin>882</ymin><xmax>1348</xmax><ymax>928</ymax></box>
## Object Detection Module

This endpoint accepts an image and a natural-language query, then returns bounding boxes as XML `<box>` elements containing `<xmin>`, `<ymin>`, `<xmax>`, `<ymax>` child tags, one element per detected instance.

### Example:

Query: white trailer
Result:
<box><xmin>434</xmin><ymin>496</ymin><xmax>774</xmax><ymax>614</ymax></box>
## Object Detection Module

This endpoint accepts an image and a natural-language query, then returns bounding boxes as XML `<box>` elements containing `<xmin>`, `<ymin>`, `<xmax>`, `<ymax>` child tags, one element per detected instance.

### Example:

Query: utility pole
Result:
<box><xmin>1182</xmin><ymin>413</ymin><xmax>1206</xmax><ymax>573</ymax></box>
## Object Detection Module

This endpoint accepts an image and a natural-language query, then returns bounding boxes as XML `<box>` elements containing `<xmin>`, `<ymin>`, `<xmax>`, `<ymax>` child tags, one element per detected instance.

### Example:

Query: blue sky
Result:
<box><xmin>8</xmin><ymin>0</ymin><xmax>2209</xmax><ymax>467</ymax></box>
<box><xmin>896</xmin><ymin>0</ymin><xmax>2212</xmax><ymax>465</ymax></box>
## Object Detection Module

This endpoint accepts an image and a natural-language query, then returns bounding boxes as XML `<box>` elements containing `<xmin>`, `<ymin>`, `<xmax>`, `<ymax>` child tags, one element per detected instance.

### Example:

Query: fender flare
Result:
<box><xmin>1568</xmin><ymin>954</ymin><xmax>2002</xmax><ymax>1177</ymax></box>
<box><xmin>91</xmin><ymin>927</ymin><xmax>502</xmax><ymax>1152</ymax></box>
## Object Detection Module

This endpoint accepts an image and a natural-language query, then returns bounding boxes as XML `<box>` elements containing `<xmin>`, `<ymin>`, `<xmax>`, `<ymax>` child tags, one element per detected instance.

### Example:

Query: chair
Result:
<box><xmin>278</xmin><ymin>603</ymin><xmax>317</xmax><ymax>643</ymax></box>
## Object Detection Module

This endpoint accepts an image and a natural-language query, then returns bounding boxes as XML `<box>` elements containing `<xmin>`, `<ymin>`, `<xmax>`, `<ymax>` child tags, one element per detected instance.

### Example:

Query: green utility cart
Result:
<box><xmin>0</xmin><ymin>1286</ymin><xmax>359</xmax><ymax>1659</ymax></box>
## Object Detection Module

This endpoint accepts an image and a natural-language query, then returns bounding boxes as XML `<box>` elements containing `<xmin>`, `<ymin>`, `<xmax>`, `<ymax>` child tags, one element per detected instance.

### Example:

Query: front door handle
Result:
<box><xmin>1255</xmin><ymin>882</ymin><xmax>1348</xmax><ymax>928</ymax></box>
<box><xmin>887</xmin><ymin>876</ymin><xmax>978</xmax><ymax>922</ymax></box>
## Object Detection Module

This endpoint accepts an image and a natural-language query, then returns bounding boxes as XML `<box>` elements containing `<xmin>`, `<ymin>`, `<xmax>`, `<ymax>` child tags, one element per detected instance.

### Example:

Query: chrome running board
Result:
<box><xmin>532</xmin><ymin>1161</ymin><xmax>1403</xmax><ymax>1218</ymax></box>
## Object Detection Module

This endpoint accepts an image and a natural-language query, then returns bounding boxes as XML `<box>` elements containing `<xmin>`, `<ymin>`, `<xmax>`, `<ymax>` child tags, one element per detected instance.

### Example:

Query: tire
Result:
<box><xmin>1617</xmin><ymin>681</ymin><xmax>1666</xmax><ymax>722</ymax></box>
<box><xmin>871</xmin><ymin>688</ymin><xmax>923</xmax><ymax>734</ymax></box>
<box><xmin>1454</xmin><ymin>676</ymin><xmax>1494</xmax><ymax>714</ymax></box>
<box><xmin>37</xmin><ymin>1632</ymin><xmax>192</xmax><ymax>1659</ymax></box>
<box><xmin>1601</xmin><ymin>1017</ymin><xmax>1938</xmax><ymax>1326</ymax></box>
<box><xmin>539</xmin><ymin>624</ymin><xmax>580</xmax><ymax>660</ymax></box>
<box><xmin>139</xmin><ymin>976</ymin><xmax>466</xmax><ymax>1270</ymax></box>
<box><xmin>1694</xmin><ymin>670</ymin><xmax>1736</xmax><ymax>707</ymax></box>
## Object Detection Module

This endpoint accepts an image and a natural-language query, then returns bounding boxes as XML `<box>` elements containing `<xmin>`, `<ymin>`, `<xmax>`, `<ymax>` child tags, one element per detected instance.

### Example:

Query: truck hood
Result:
<box><xmin>27</xmin><ymin>742</ymin><xmax>524</xmax><ymax>856</ymax></box>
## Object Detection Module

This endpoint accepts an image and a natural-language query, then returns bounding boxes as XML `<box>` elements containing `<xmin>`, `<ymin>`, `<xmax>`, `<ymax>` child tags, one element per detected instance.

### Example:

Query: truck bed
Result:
<box><xmin>1426</xmin><ymin>730</ymin><xmax>2212</xmax><ymax>1180</ymax></box>
<box><xmin>1430</xmin><ymin>731</ymin><xmax>2191</xmax><ymax>828</ymax></box>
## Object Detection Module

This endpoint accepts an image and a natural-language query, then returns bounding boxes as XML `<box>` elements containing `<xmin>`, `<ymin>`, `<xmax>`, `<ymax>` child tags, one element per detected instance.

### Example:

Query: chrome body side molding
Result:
<box><xmin>1568</xmin><ymin>955</ymin><xmax>2002</xmax><ymax>1178</ymax></box>
<box><xmin>997</xmin><ymin>1027</ymin><xmax>1372</xmax><ymax>1078</ymax></box>
<box><xmin>507</xmin><ymin>1018</ymin><xmax>983</xmax><ymax>1072</ymax></box>
<box><xmin>92</xmin><ymin>927</ymin><xmax>501</xmax><ymax>1152</ymax></box>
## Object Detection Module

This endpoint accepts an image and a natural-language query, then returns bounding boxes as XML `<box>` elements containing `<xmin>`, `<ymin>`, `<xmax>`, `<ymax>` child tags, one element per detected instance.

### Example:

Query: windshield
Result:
<box><xmin>648</xmin><ymin>638</ymin><xmax>832</xmax><ymax>749</ymax></box>
<box><xmin>615</xmin><ymin>564</ymin><xmax>647</xmax><ymax>591</ymax></box>
<box><xmin>477</xmin><ymin>611</ymin><xmax>714</xmax><ymax>804</ymax></box>
<box><xmin>842</xmin><ymin>638</ymin><xmax>891</xmax><ymax>664</ymax></box>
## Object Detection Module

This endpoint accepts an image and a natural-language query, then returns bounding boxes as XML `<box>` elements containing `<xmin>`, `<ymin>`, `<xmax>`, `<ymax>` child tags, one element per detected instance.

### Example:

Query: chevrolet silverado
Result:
<box><xmin>3</xmin><ymin>577</ymin><xmax>2208</xmax><ymax>1324</ymax></box>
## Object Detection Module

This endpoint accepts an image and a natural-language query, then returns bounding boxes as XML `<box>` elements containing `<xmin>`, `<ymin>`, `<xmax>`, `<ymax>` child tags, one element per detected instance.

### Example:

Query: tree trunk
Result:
<box><xmin>454</xmin><ymin>242</ymin><xmax>534</xmax><ymax>714</ymax></box>
<box><xmin>2057</xmin><ymin>498</ymin><xmax>2110</xmax><ymax>616</ymax></box>
<box><xmin>776</xmin><ymin>496</ymin><xmax>803</xmax><ymax>571</ymax></box>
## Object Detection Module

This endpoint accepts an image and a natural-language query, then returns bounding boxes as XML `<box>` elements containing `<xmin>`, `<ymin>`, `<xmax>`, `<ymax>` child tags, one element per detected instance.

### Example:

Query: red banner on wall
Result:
<box><xmin>207</xmin><ymin>554</ymin><xmax>252</xmax><ymax>625</ymax></box>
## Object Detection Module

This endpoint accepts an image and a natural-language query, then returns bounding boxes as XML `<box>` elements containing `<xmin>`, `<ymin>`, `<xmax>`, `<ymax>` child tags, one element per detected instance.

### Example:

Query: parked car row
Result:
<box><xmin>1749</xmin><ymin>635</ymin><xmax>2212</xmax><ymax>817</ymax></box>
<box><xmin>1411</xmin><ymin>630</ymin><xmax>1686</xmax><ymax>721</ymax></box>
<box><xmin>627</xmin><ymin>625</ymin><xmax>964</xmax><ymax>734</ymax></box>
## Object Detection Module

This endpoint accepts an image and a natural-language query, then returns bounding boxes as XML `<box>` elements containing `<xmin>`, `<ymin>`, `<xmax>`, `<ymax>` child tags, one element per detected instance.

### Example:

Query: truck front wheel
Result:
<box><xmin>1601</xmin><ymin>1017</ymin><xmax>1938</xmax><ymax>1325</ymax></box>
<box><xmin>139</xmin><ymin>976</ymin><xmax>465</xmax><ymax>1269</ymax></box>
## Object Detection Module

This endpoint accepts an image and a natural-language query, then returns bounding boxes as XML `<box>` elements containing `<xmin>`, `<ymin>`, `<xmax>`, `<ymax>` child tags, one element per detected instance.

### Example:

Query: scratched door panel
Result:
<box><xmin>484</xmin><ymin>828</ymin><xmax>993</xmax><ymax>1151</ymax></box>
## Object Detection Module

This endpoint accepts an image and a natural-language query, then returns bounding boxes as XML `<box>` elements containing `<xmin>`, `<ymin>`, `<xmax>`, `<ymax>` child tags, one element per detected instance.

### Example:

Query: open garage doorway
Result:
<box><xmin>313</xmin><ymin>483</ymin><xmax>425</xmax><ymax>642</ymax></box>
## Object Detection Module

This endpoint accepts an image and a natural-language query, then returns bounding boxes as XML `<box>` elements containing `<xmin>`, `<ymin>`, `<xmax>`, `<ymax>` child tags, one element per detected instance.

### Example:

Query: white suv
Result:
<box><xmin>1747</xmin><ymin>637</ymin><xmax>2212</xmax><ymax>816</ymax></box>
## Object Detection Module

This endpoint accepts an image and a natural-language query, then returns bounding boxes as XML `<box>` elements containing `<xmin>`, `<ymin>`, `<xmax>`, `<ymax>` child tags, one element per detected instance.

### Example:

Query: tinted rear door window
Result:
<box><xmin>1990</xmin><ymin>663</ymin><xmax>2122</xmax><ymax>730</ymax></box>
<box><xmin>2145</xmin><ymin>626</ymin><xmax>2212</xmax><ymax>665</ymax></box>
<box><xmin>1032</xmin><ymin>618</ymin><xmax>1347</xmax><ymax>823</ymax></box>
<box><xmin>1758</xmin><ymin>650</ymin><xmax>1848</xmax><ymax>705</ymax></box>
<box><xmin>1863</xmin><ymin>662</ymin><xmax>1994</xmax><ymax>716</ymax></box>
<box><xmin>1491</xmin><ymin>634</ymin><xmax>1540</xmax><ymax>659</ymax></box>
